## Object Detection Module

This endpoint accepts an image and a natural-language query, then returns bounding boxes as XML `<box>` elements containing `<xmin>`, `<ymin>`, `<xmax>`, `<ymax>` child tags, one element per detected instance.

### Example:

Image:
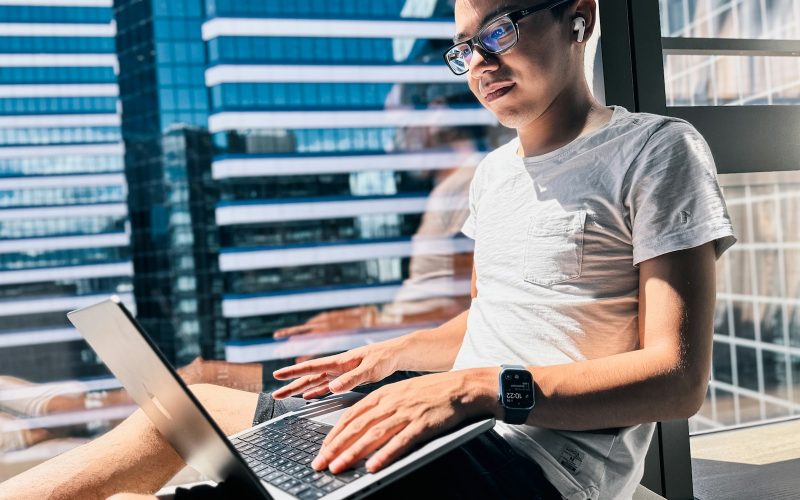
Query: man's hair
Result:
<box><xmin>549</xmin><ymin>0</ymin><xmax>576</xmax><ymax>19</ymax></box>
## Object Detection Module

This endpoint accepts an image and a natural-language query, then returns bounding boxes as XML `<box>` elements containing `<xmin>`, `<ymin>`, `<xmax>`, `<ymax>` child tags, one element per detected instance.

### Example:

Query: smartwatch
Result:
<box><xmin>498</xmin><ymin>364</ymin><xmax>535</xmax><ymax>425</ymax></box>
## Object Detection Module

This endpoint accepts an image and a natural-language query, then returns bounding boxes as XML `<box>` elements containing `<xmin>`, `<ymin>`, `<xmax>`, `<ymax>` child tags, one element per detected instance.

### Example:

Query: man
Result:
<box><xmin>0</xmin><ymin>0</ymin><xmax>735</xmax><ymax>498</ymax></box>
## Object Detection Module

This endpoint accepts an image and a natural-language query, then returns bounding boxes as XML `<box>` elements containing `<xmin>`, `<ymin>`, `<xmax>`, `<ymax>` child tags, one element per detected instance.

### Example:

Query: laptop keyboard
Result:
<box><xmin>231</xmin><ymin>415</ymin><xmax>368</xmax><ymax>499</ymax></box>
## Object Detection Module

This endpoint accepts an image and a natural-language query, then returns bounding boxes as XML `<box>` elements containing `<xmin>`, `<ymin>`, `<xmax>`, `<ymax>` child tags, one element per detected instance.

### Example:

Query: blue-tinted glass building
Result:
<box><xmin>114</xmin><ymin>0</ymin><xmax>222</xmax><ymax>364</ymax></box>
<box><xmin>0</xmin><ymin>0</ymin><xmax>133</xmax><ymax>381</ymax></box>
<box><xmin>201</xmin><ymin>1</ymin><xmax>504</xmax><ymax>369</ymax></box>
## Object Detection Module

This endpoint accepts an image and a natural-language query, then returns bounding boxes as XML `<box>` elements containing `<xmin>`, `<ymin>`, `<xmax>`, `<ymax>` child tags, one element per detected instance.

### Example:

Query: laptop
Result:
<box><xmin>67</xmin><ymin>296</ymin><xmax>494</xmax><ymax>499</ymax></box>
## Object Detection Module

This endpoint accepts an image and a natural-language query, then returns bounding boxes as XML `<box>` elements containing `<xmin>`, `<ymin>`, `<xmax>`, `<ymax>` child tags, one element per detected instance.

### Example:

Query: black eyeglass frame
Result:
<box><xmin>442</xmin><ymin>0</ymin><xmax>573</xmax><ymax>75</ymax></box>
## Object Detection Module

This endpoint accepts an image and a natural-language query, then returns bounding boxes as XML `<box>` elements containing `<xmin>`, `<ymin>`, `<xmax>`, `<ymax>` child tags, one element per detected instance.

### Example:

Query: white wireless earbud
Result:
<box><xmin>572</xmin><ymin>17</ymin><xmax>586</xmax><ymax>43</ymax></box>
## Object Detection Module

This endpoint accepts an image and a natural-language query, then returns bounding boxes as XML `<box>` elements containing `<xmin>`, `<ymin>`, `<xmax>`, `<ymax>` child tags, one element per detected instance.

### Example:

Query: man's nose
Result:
<box><xmin>469</xmin><ymin>46</ymin><xmax>499</xmax><ymax>78</ymax></box>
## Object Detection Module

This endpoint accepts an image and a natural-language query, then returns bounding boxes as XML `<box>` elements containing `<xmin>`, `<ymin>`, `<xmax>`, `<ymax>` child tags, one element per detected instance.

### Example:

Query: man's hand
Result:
<box><xmin>273</xmin><ymin>306</ymin><xmax>379</xmax><ymax>338</ymax></box>
<box><xmin>177</xmin><ymin>356</ymin><xmax>206</xmax><ymax>385</ymax></box>
<box><xmin>271</xmin><ymin>339</ymin><xmax>404</xmax><ymax>400</ymax></box>
<box><xmin>310</xmin><ymin>371</ymin><xmax>495</xmax><ymax>474</ymax></box>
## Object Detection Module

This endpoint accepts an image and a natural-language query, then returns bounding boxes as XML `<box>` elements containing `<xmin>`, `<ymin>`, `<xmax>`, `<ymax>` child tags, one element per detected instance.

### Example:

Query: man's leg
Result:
<box><xmin>372</xmin><ymin>430</ymin><xmax>563</xmax><ymax>500</ymax></box>
<box><xmin>0</xmin><ymin>384</ymin><xmax>258</xmax><ymax>500</ymax></box>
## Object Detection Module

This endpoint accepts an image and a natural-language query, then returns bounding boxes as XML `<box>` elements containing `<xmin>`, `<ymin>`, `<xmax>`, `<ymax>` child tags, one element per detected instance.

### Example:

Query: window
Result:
<box><xmin>4</xmin><ymin>2</ymin><xmax>795</xmax><ymax>496</ymax></box>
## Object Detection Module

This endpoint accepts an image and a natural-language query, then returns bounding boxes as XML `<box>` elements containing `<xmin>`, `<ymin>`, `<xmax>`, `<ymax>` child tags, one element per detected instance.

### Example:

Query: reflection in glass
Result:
<box><xmin>660</xmin><ymin>0</ymin><xmax>799</xmax><ymax>39</ymax></box>
<box><xmin>207</xmin><ymin>0</ymin><xmax>453</xmax><ymax>19</ymax></box>
<box><xmin>790</xmin><ymin>304</ymin><xmax>800</xmax><ymax>349</ymax></box>
<box><xmin>664</xmin><ymin>55</ymin><xmax>800</xmax><ymax>107</ymax></box>
<box><xmin>711</xmin><ymin>339</ymin><xmax>732</xmax><ymax>384</ymax></box>
<box><xmin>0</xmin><ymin>356</ymin><xmax>265</xmax><ymax>482</ymax></box>
<box><xmin>693</xmin><ymin>172</ymin><xmax>800</xmax><ymax>433</ymax></box>
<box><xmin>713</xmin><ymin>388</ymin><xmax>736</xmax><ymax>426</ymax></box>
<box><xmin>735</xmin><ymin>345</ymin><xmax>759</xmax><ymax>392</ymax></box>
<box><xmin>759</xmin><ymin>302</ymin><xmax>785</xmax><ymax>345</ymax></box>
<box><xmin>0</xmin><ymin>1</ymin><xmax>130</xmax><ymax>478</ymax></box>
<box><xmin>762</xmin><ymin>350</ymin><xmax>788</xmax><ymax>400</ymax></box>
<box><xmin>208</xmin><ymin>36</ymin><xmax>453</xmax><ymax>65</ymax></box>
<box><xmin>213</xmin><ymin>125</ymin><xmax>492</xmax><ymax>156</ymax></box>
<box><xmin>211</xmin><ymin>83</ymin><xmax>477</xmax><ymax>111</ymax></box>
<box><xmin>792</xmin><ymin>356</ymin><xmax>800</xmax><ymax>401</ymax></box>
<box><xmin>660</xmin><ymin>0</ymin><xmax>800</xmax><ymax>107</ymax></box>
<box><xmin>738</xmin><ymin>394</ymin><xmax>761</xmax><ymax>423</ymax></box>
<box><xmin>732</xmin><ymin>301</ymin><xmax>756</xmax><ymax>340</ymax></box>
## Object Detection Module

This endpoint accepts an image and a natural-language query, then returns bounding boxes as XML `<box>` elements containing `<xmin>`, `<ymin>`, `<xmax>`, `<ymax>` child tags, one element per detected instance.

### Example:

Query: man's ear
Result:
<box><xmin>571</xmin><ymin>0</ymin><xmax>598</xmax><ymax>43</ymax></box>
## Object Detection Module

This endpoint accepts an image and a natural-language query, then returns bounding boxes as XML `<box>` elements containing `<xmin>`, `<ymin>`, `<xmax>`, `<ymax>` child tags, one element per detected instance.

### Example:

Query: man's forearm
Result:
<box><xmin>393</xmin><ymin>309</ymin><xmax>470</xmax><ymax>372</ymax></box>
<box><xmin>462</xmin><ymin>347</ymin><xmax>706</xmax><ymax>431</ymax></box>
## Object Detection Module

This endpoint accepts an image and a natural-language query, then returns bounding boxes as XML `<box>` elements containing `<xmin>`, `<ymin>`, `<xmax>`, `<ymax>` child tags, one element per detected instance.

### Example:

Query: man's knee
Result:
<box><xmin>187</xmin><ymin>383</ymin><xmax>218</xmax><ymax>402</ymax></box>
<box><xmin>186</xmin><ymin>383</ymin><xmax>259</xmax><ymax>436</ymax></box>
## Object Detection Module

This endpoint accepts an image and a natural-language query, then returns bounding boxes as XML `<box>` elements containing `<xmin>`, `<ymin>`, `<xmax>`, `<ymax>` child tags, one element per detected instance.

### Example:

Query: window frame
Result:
<box><xmin>599</xmin><ymin>1</ymin><xmax>800</xmax><ymax>497</ymax></box>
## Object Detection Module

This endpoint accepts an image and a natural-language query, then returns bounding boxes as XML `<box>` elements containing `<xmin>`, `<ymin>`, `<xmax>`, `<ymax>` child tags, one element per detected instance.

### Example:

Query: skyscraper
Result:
<box><xmin>114</xmin><ymin>0</ymin><xmax>222</xmax><ymax>364</ymax></box>
<box><xmin>0</xmin><ymin>0</ymin><xmax>133</xmax><ymax>382</ymax></box>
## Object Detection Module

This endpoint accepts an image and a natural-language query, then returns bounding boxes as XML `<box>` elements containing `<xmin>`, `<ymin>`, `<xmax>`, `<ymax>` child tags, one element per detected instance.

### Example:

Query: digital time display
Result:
<box><xmin>502</xmin><ymin>370</ymin><xmax>534</xmax><ymax>409</ymax></box>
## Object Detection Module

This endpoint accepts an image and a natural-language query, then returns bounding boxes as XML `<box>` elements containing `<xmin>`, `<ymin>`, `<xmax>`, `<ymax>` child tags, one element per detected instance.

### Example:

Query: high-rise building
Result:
<box><xmin>201</xmin><ymin>1</ymin><xmax>502</xmax><ymax>371</ymax></box>
<box><xmin>114</xmin><ymin>0</ymin><xmax>222</xmax><ymax>364</ymax></box>
<box><xmin>0</xmin><ymin>0</ymin><xmax>133</xmax><ymax>382</ymax></box>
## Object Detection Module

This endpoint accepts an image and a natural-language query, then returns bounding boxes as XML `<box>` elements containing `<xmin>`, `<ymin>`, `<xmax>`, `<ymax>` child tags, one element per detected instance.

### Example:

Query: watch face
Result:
<box><xmin>502</xmin><ymin>370</ymin><xmax>534</xmax><ymax>409</ymax></box>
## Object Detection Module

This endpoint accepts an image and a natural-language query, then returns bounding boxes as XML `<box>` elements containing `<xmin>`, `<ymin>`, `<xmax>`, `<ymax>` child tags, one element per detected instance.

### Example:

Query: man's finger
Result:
<box><xmin>365</xmin><ymin>423</ymin><xmax>429</xmax><ymax>473</ymax></box>
<box><xmin>301</xmin><ymin>382</ymin><xmax>332</xmax><ymax>400</ymax></box>
<box><xmin>328</xmin><ymin>365</ymin><xmax>373</xmax><ymax>393</ymax></box>
<box><xmin>272</xmin><ymin>373</ymin><xmax>327</xmax><ymax>399</ymax></box>
<box><xmin>320</xmin><ymin>396</ymin><xmax>380</xmax><ymax>450</ymax></box>
<box><xmin>305</xmin><ymin>313</ymin><xmax>330</xmax><ymax>325</ymax></box>
<box><xmin>313</xmin><ymin>404</ymin><xmax>389</xmax><ymax>471</ymax></box>
<box><xmin>272</xmin><ymin>355</ymin><xmax>343</xmax><ymax>380</ymax></box>
<box><xmin>273</xmin><ymin>324</ymin><xmax>314</xmax><ymax>338</ymax></box>
<box><xmin>327</xmin><ymin>419</ymin><xmax>407</xmax><ymax>474</ymax></box>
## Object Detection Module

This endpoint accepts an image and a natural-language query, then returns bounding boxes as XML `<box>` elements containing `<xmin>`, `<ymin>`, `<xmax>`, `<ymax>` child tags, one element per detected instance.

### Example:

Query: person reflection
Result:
<box><xmin>0</xmin><ymin>357</ymin><xmax>264</xmax><ymax>455</ymax></box>
<box><xmin>274</xmin><ymin>125</ymin><xmax>494</xmax><ymax>339</ymax></box>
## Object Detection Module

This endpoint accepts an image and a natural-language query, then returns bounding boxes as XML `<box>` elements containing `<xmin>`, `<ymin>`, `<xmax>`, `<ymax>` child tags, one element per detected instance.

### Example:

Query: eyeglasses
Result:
<box><xmin>443</xmin><ymin>0</ymin><xmax>572</xmax><ymax>75</ymax></box>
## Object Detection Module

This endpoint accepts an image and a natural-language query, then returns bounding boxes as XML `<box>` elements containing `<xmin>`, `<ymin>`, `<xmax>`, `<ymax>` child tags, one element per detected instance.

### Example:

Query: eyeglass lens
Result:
<box><xmin>446</xmin><ymin>17</ymin><xmax>518</xmax><ymax>74</ymax></box>
<box><xmin>481</xmin><ymin>17</ymin><xmax>517</xmax><ymax>52</ymax></box>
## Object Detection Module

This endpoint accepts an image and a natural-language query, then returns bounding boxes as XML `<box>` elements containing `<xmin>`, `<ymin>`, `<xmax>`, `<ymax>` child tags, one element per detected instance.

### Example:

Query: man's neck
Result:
<box><xmin>515</xmin><ymin>82</ymin><xmax>612</xmax><ymax>158</ymax></box>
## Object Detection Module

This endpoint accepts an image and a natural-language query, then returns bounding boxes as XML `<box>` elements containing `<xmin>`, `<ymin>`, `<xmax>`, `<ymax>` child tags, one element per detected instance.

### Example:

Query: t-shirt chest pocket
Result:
<box><xmin>523</xmin><ymin>210</ymin><xmax>587</xmax><ymax>286</ymax></box>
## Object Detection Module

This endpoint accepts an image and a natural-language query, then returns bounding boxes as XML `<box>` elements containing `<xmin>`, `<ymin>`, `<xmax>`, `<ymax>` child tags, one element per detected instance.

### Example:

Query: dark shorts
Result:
<box><xmin>176</xmin><ymin>389</ymin><xmax>561</xmax><ymax>499</ymax></box>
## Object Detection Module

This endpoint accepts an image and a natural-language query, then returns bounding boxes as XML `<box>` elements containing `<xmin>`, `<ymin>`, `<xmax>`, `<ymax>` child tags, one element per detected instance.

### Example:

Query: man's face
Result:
<box><xmin>454</xmin><ymin>0</ymin><xmax>573</xmax><ymax>129</ymax></box>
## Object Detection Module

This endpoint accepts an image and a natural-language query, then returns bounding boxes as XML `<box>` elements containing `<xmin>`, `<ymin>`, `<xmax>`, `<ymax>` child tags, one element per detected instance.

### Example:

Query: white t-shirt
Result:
<box><xmin>453</xmin><ymin>106</ymin><xmax>736</xmax><ymax>500</ymax></box>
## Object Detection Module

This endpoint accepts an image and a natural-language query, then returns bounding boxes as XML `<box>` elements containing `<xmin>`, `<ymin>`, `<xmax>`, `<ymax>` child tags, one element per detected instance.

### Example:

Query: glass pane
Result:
<box><xmin>659</xmin><ymin>0</ymin><xmax>800</xmax><ymax>39</ymax></box>
<box><xmin>693</xmin><ymin>171</ymin><xmax>800</xmax><ymax>433</ymax></box>
<box><xmin>659</xmin><ymin>0</ymin><xmax>800</xmax><ymax>106</ymax></box>
<box><xmin>663</xmin><ymin>55</ymin><xmax>800</xmax><ymax>106</ymax></box>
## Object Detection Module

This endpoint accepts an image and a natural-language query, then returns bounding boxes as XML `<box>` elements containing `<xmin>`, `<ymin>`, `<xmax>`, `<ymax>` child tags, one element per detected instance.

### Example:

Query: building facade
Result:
<box><xmin>0</xmin><ymin>0</ymin><xmax>133</xmax><ymax>382</ymax></box>
<box><xmin>114</xmin><ymin>0</ymin><xmax>222</xmax><ymax>364</ymax></box>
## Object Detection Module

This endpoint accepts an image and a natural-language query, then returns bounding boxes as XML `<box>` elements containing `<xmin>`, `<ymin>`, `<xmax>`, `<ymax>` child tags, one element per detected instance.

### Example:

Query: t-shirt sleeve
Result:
<box><xmin>624</xmin><ymin>120</ymin><xmax>737</xmax><ymax>266</ymax></box>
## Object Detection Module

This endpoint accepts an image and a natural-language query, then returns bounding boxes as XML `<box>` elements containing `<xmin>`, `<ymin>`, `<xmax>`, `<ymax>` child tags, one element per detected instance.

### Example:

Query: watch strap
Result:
<box><xmin>504</xmin><ymin>407</ymin><xmax>530</xmax><ymax>425</ymax></box>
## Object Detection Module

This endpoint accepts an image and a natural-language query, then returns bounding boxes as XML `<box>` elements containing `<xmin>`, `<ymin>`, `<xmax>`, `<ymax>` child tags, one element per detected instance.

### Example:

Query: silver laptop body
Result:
<box><xmin>67</xmin><ymin>296</ymin><xmax>494</xmax><ymax>499</ymax></box>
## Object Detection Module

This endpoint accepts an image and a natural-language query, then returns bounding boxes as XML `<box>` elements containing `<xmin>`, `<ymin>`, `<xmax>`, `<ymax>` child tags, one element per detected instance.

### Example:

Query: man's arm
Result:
<box><xmin>311</xmin><ymin>242</ymin><xmax>718</xmax><ymax>475</ymax></box>
<box><xmin>272</xmin><ymin>265</ymin><xmax>477</xmax><ymax>397</ymax></box>
<box><xmin>467</xmin><ymin>242</ymin><xmax>717</xmax><ymax>430</ymax></box>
